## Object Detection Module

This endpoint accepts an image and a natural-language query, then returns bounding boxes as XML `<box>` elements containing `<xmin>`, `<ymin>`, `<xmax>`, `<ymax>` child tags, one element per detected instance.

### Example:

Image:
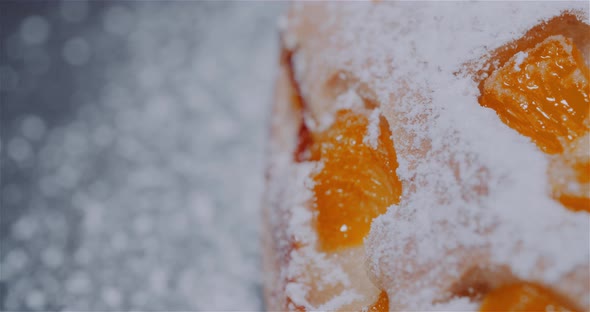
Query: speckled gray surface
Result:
<box><xmin>1</xmin><ymin>2</ymin><xmax>284</xmax><ymax>310</ymax></box>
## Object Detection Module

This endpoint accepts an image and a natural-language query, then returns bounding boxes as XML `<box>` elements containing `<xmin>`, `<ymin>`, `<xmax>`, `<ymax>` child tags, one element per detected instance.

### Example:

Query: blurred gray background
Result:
<box><xmin>0</xmin><ymin>1</ymin><xmax>284</xmax><ymax>310</ymax></box>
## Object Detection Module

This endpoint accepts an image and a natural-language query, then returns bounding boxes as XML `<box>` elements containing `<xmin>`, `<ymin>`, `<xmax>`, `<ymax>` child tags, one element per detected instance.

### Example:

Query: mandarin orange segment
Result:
<box><xmin>312</xmin><ymin>109</ymin><xmax>402</xmax><ymax>251</ymax></box>
<box><xmin>480</xmin><ymin>283</ymin><xmax>578</xmax><ymax>312</ymax></box>
<box><xmin>367</xmin><ymin>291</ymin><xmax>389</xmax><ymax>312</ymax></box>
<box><xmin>481</xmin><ymin>35</ymin><xmax>589</xmax><ymax>154</ymax></box>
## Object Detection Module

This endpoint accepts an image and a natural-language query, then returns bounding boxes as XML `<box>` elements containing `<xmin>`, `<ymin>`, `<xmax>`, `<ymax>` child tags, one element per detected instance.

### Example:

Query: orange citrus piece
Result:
<box><xmin>481</xmin><ymin>35</ymin><xmax>590</xmax><ymax>212</ymax></box>
<box><xmin>368</xmin><ymin>291</ymin><xmax>389</xmax><ymax>312</ymax></box>
<box><xmin>312</xmin><ymin>109</ymin><xmax>402</xmax><ymax>251</ymax></box>
<box><xmin>480</xmin><ymin>283</ymin><xmax>578</xmax><ymax>312</ymax></box>
<box><xmin>481</xmin><ymin>35</ymin><xmax>589</xmax><ymax>154</ymax></box>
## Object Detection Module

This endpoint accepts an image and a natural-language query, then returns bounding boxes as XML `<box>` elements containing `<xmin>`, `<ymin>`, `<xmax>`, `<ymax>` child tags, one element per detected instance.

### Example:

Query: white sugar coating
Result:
<box><xmin>317</xmin><ymin>289</ymin><xmax>363</xmax><ymax>312</ymax></box>
<box><xmin>273</xmin><ymin>1</ymin><xmax>590</xmax><ymax>311</ymax></box>
<box><xmin>513</xmin><ymin>51</ymin><xmax>529</xmax><ymax>72</ymax></box>
<box><xmin>336</xmin><ymin>89</ymin><xmax>362</xmax><ymax>110</ymax></box>
<box><xmin>364</xmin><ymin>108</ymin><xmax>381</xmax><ymax>149</ymax></box>
<box><xmin>267</xmin><ymin>153</ymin><xmax>360</xmax><ymax>309</ymax></box>
<box><xmin>432</xmin><ymin>297</ymin><xmax>479</xmax><ymax>311</ymax></box>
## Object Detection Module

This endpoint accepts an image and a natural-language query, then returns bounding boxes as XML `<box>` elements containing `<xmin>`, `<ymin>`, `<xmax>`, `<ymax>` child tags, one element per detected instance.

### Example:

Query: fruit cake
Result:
<box><xmin>263</xmin><ymin>2</ymin><xmax>590</xmax><ymax>311</ymax></box>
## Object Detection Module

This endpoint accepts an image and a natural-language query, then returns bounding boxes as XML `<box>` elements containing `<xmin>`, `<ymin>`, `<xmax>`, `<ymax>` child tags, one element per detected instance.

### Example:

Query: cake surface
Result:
<box><xmin>263</xmin><ymin>2</ymin><xmax>590</xmax><ymax>311</ymax></box>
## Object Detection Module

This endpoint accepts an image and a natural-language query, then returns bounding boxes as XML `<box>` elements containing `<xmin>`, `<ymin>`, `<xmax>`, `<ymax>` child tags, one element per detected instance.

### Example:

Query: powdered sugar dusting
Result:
<box><xmin>317</xmin><ymin>290</ymin><xmax>362</xmax><ymax>312</ymax></box>
<box><xmin>364</xmin><ymin>108</ymin><xmax>381</xmax><ymax>149</ymax></box>
<box><xmin>513</xmin><ymin>51</ymin><xmax>529</xmax><ymax>72</ymax></box>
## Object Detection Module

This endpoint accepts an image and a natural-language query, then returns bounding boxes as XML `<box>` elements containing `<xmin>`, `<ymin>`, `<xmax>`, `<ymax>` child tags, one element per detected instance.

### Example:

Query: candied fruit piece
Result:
<box><xmin>480</xmin><ymin>283</ymin><xmax>578</xmax><ymax>312</ymax></box>
<box><xmin>549</xmin><ymin>132</ymin><xmax>590</xmax><ymax>212</ymax></box>
<box><xmin>481</xmin><ymin>35</ymin><xmax>589</xmax><ymax>154</ymax></box>
<box><xmin>368</xmin><ymin>291</ymin><xmax>389</xmax><ymax>312</ymax></box>
<box><xmin>312</xmin><ymin>109</ymin><xmax>402</xmax><ymax>251</ymax></box>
